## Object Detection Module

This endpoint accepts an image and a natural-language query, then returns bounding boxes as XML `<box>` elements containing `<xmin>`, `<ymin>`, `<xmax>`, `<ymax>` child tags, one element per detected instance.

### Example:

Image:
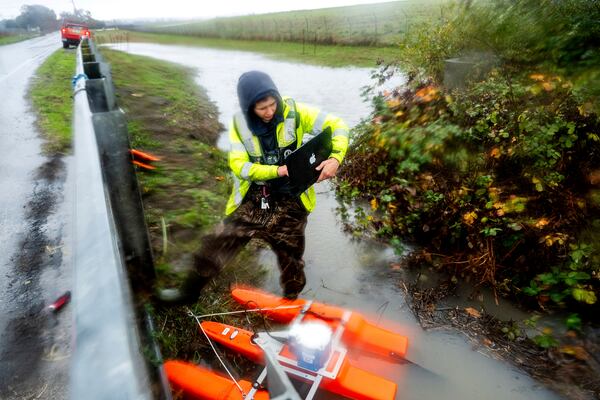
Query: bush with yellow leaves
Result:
<box><xmin>337</xmin><ymin>0</ymin><xmax>600</xmax><ymax>313</ymax></box>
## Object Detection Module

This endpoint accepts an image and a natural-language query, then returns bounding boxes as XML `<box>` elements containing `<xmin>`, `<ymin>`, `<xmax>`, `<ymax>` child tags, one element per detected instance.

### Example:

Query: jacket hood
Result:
<box><xmin>237</xmin><ymin>71</ymin><xmax>283</xmax><ymax>136</ymax></box>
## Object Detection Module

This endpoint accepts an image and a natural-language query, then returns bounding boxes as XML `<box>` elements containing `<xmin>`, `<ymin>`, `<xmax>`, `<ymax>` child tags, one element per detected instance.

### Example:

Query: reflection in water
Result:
<box><xmin>106</xmin><ymin>43</ymin><xmax>559</xmax><ymax>400</ymax></box>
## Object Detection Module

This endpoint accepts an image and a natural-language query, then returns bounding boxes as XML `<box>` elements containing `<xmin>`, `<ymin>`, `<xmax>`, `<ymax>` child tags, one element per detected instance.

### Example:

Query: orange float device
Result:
<box><xmin>200</xmin><ymin>321</ymin><xmax>397</xmax><ymax>400</ymax></box>
<box><xmin>164</xmin><ymin>287</ymin><xmax>408</xmax><ymax>400</ymax></box>
<box><xmin>231</xmin><ymin>286</ymin><xmax>408</xmax><ymax>360</ymax></box>
<box><xmin>164</xmin><ymin>360</ymin><xmax>269</xmax><ymax>400</ymax></box>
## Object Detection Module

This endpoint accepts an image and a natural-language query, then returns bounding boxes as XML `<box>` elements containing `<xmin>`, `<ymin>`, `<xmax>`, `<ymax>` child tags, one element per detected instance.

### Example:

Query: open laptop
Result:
<box><xmin>284</xmin><ymin>127</ymin><xmax>333</xmax><ymax>196</ymax></box>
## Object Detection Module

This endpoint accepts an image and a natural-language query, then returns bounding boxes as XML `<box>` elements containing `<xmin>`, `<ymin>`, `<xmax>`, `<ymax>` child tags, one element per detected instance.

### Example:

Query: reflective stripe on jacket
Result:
<box><xmin>225</xmin><ymin>96</ymin><xmax>349</xmax><ymax>215</ymax></box>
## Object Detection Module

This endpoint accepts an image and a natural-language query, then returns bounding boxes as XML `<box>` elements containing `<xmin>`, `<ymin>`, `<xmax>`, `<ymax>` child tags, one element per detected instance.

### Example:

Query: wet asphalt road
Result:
<box><xmin>0</xmin><ymin>33</ymin><xmax>72</xmax><ymax>399</ymax></box>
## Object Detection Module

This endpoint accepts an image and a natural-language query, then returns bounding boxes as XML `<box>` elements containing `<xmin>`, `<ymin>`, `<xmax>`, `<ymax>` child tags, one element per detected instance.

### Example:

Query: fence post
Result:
<box><xmin>302</xmin><ymin>28</ymin><xmax>305</xmax><ymax>54</ymax></box>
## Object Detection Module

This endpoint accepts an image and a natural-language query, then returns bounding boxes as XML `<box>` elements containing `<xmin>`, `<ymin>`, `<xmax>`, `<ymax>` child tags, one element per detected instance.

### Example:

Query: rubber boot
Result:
<box><xmin>156</xmin><ymin>270</ymin><xmax>209</xmax><ymax>305</ymax></box>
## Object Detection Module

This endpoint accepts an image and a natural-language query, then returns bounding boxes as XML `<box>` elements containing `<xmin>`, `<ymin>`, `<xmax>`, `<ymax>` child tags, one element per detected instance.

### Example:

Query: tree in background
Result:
<box><xmin>0</xmin><ymin>19</ymin><xmax>19</xmax><ymax>34</ymax></box>
<box><xmin>60</xmin><ymin>9</ymin><xmax>105</xmax><ymax>29</ymax></box>
<box><xmin>1</xmin><ymin>5</ymin><xmax>106</xmax><ymax>34</ymax></box>
<box><xmin>15</xmin><ymin>5</ymin><xmax>58</xmax><ymax>32</ymax></box>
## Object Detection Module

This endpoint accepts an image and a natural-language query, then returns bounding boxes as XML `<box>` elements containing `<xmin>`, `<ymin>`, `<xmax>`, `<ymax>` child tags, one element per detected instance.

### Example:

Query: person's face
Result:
<box><xmin>253</xmin><ymin>96</ymin><xmax>277</xmax><ymax>123</ymax></box>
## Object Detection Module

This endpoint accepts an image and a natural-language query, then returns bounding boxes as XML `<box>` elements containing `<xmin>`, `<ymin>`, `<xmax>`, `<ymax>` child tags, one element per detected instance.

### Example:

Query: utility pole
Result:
<box><xmin>71</xmin><ymin>0</ymin><xmax>78</xmax><ymax>16</ymax></box>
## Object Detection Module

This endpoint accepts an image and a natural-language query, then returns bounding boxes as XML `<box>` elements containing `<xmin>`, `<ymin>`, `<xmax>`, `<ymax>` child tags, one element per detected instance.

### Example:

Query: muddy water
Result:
<box><xmin>106</xmin><ymin>43</ymin><xmax>559</xmax><ymax>400</ymax></box>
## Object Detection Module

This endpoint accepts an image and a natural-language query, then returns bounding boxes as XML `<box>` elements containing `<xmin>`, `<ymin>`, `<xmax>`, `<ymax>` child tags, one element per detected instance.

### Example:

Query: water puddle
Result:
<box><xmin>106</xmin><ymin>42</ymin><xmax>559</xmax><ymax>400</ymax></box>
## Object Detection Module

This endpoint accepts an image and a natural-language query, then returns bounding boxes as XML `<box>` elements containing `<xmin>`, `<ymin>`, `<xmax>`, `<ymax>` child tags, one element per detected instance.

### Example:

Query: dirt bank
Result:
<box><xmin>403</xmin><ymin>267</ymin><xmax>600</xmax><ymax>400</ymax></box>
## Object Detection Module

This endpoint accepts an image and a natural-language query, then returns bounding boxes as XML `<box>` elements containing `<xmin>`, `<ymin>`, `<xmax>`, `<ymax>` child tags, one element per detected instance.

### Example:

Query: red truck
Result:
<box><xmin>61</xmin><ymin>23</ymin><xmax>91</xmax><ymax>48</ymax></box>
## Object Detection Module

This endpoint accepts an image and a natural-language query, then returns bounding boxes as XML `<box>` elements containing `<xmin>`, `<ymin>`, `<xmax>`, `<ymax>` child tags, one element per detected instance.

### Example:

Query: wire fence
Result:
<box><xmin>143</xmin><ymin>0</ymin><xmax>447</xmax><ymax>47</ymax></box>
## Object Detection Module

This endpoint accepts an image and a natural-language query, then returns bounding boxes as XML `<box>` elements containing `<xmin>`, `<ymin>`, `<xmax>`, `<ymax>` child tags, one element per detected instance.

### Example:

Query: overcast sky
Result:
<box><xmin>0</xmin><ymin>0</ymin><xmax>394</xmax><ymax>21</ymax></box>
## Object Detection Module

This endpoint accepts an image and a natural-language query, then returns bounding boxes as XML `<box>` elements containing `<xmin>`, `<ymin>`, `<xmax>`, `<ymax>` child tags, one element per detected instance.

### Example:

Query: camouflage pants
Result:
<box><xmin>193</xmin><ymin>185</ymin><xmax>308</xmax><ymax>297</ymax></box>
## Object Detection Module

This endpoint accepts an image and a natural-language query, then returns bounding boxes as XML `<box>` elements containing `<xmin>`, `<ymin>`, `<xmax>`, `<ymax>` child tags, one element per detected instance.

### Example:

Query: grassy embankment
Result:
<box><xmin>30</xmin><ymin>46</ymin><xmax>265</xmax><ymax>360</ymax></box>
<box><xmin>90</xmin><ymin>0</ymin><xmax>446</xmax><ymax>67</ymax></box>
<box><xmin>93</xmin><ymin>1</ymin><xmax>444</xmax><ymax>68</ymax></box>
<box><xmin>92</xmin><ymin>2</ymin><xmax>445</xmax><ymax>69</ymax></box>
<box><xmin>147</xmin><ymin>0</ymin><xmax>445</xmax><ymax>46</ymax></box>
<box><xmin>95</xmin><ymin>29</ymin><xmax>402</xmax><ymax>68</ymax></box>
<box><xmin>100</xmin><ymin>48</ymin><xmax>227</xmax><ymax>274</ymax></box>
<box><xmin>0</xmin><ymin>33</ymin><xmax>37</xmax><ymax>46</ymax></box>
<box><xmin>101</xmin><ymin>48</ymin><xmax>267</xmax><ymax>360</ymax></box>
<box><xmin>29</xmin><ymin>49</ymin><xmax>75</xmax><ymax>154</ymax></box>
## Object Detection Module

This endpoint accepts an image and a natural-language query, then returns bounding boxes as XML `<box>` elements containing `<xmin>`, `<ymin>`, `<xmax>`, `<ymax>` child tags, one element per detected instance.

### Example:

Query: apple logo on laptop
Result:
<box><xmin>309</xmin><ymin>153</ymin><xmax>316</xmax><ymax>164</ymax></box>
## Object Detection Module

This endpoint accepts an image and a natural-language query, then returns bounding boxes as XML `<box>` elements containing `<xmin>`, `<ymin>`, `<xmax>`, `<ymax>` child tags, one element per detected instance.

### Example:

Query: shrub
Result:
<box><xmin>338</xmin><ymin>0</ymin><xmax>600</xmax><ymax>310</ymax></box>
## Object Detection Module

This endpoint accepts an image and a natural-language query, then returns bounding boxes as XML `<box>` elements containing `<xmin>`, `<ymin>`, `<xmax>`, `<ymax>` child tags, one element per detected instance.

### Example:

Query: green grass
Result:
<box><xmin>147</xmin><ymin>0</ymin><xmax>447</xmax><ymax>47</ymax></box>
<box><xmin>99</xmin><ymin>48</ymin><xmax>271</xmax><ymax>360</ymax></box>
<box><xmin>100</xmin><ymin>48</ymin><xmax>232</xmax><ymax>283</ymax></box>
<box><xmin>95</xmin><ymin>29</ymin><xmax>405</xmax><ymax>68</ymax></box>
<box><xmin>152</xmin><ymin>255</ymin><xmax>268</xmax><ymax>361</ymax></box>
<box><xmin>29</xmin><ymin>49</ymin><xmax>76</xmax><ymax>154</ymax></box>
<box><xmin>0</xmin><ymin>33</ymin><xmax>37</xmax><ymax>46</ymax></box>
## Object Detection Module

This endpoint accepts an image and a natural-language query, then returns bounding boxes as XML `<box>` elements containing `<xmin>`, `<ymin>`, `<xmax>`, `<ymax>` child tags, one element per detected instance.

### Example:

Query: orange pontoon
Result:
<box><xmin>201</xmin><ymin>321</ymin><xmax>397</xmax><ymax>400</ymax></box>
<box><xmin>164</xmin><ymin>287</ymin><xmax>408</xmax><ymax>400</ymax></box>
<box><xmin>164</xmin><ymin>360</ymin><xmax>269</xmax><ymax>400</ymax></box>
<box><xmin>232</xmin><ymin>286</ymin><xmax>408</xmax><ymax>360</ymax></box>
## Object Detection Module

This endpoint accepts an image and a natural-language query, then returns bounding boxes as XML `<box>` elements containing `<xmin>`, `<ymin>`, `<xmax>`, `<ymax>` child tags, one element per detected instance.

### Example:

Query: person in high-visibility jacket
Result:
<box><xmin>158</xmin><ymin>70</ymin><xmax>349</xmax><ymax>304</ymax></box>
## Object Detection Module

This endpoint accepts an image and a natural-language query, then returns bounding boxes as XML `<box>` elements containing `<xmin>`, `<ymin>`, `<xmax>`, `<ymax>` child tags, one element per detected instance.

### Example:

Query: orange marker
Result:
<box><xmin>133</xmin><ymin>160</ymin><xmax>156</xmax><ymax>170</ymax></box>
<box><xmin>130</xmin><ymin>149</ymin><xmax>161</xmax><ymax>162</ymax></box>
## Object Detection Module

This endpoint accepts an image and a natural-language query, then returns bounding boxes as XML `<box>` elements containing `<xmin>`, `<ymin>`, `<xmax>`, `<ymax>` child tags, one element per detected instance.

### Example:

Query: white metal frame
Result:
<box><xmin>246</xmin><ymin>302</ymin><xmax>353</xmax><ymax>400</ymax></box>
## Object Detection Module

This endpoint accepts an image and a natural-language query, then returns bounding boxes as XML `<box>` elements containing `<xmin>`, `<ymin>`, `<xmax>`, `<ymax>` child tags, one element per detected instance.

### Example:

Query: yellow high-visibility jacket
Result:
<box><xmin>225</xmin><ymin>97</ymin><xmax>349</xmax><ymax>215</ymax></box>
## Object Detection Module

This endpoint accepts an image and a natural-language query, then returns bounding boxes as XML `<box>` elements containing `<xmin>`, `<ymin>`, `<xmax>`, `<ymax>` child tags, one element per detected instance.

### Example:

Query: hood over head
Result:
<box><xmin>237</xmin><ymin>71</ymin><xmax>283</xmax><ymax>136</ymax></box>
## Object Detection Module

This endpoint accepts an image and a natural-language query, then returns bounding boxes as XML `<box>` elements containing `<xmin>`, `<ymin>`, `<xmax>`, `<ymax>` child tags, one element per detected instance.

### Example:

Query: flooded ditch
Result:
<box><xmin>105</xmin><ymin>42</ymin><xmax>561</xmax><ymax>400</ymax></box>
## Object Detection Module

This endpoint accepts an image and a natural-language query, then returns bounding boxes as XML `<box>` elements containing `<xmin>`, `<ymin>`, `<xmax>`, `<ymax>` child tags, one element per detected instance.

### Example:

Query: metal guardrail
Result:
<box><xmin>71</xmin><ymin>38</ymin><xmax>170</xmax><ymax>399</ymax></box>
